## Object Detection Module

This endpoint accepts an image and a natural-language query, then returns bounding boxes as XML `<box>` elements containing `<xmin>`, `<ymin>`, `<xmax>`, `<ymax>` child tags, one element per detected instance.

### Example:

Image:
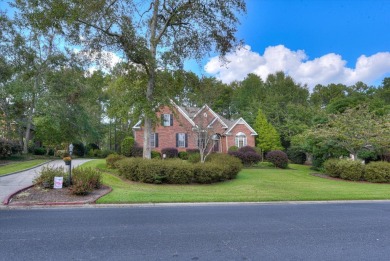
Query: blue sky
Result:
<box><xmin>202</xmin><ymin>0</ymin><xmax>390</xmax><ymax>89</ymax></box>
<box><xmin>2</xmin><ymin>0</ymin><xmax>389</xmax><ymax>90</ymax></box>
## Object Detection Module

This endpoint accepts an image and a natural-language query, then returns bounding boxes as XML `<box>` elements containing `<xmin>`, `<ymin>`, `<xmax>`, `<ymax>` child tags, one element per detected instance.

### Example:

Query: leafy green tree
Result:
<box><xmin>298</xmin><ymin>105</ymin><xmax>390</xmax><ymax>161</ymax></box>
<box><xmin>253</xmin><ymin>109</ymin><xmax>282</xmax><ymax>157</ymax></box>
<box><xmin>16</xmin><ymin>0</ymin><xmax>246</xmax><ymax>159</ymax></box>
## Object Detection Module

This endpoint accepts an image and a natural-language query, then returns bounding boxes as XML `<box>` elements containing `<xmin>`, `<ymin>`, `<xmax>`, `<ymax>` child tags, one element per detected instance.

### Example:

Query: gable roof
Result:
<box><xmin>133</xmin><ymin>101</ymin><xmax>257</xmax><ymax>136</ymax></box>
<box><xmin>225</xmin><ymin>118</ymin><xmax>258</xmax><ymax>136</ymax></box>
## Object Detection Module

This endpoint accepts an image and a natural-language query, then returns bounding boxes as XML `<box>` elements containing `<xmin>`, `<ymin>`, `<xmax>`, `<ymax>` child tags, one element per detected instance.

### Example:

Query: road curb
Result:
<box><xmin>2</xmin><ymin>185</ymin><xmax>34</xmax><ymax>205</ymax></box>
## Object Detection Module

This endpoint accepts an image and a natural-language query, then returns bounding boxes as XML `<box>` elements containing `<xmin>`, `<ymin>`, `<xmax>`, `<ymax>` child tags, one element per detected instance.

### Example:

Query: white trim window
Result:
<box><xmin>176</xmin><ymin>133</ymin><xmax>187</xmax><ymax>148</ymax></box>
<box><xmin>150</xmin><ymin>133</ymin><xmax>158</xmax><ymax>148</ymax></box>
<box><xmin>162</xmin><ymin>114</ymin><xmax>173</xmax><ymax>126</ymax></box>
<box><xmin>235</xmin><ymin>132</ymin><xmax>247</xmax><ymax>148</ymax></box>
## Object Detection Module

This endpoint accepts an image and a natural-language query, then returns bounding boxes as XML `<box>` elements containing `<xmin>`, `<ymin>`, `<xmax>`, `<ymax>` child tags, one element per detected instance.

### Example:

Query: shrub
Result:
<box><xmin>0</xmin><ymin>139</ymin><xmax>22</xmax><ymax>158</ymax></box>
<box><xmin>266</xmin><ymin>150</ymin><xmax>289</xmax><ymax>169</ymax></box>
<box><xmin>324</xmin><ymin>158</ymin><xmax>342</xmax><ymax>178</ymax></box>
<box><xmin>287</xmin><ymin>146</ymin><xmax>307</xmax><ymax>164</ymax></box>
<box><xmin>121</xmin><ymin>137</ymin><xmax>135</xmax><ymax>157</ymax></box>
<box><xmin>88</xmin><ymin>149</ymin><xmax>102</xmax><ymax>157</ymax></box>
<box><xmin>34</xmin><ymin>166</ymin><xmax>69</xmax><ymax>188</ymax></box>
<box><xmin>161</xmin><ymin>147</ymin><xmax>178</xmax><ymax>158</ymax></box>
<box><xmin>100</xmin><ymin>149</ymin><xmax>115</xmax><ymax>158</ymax></box>
<box><xmin>55</xmin><ymin>150</ymin><xmax>67</xmax><ymax>158</ymax></box>
<box><xmin>151</xmin><ymin>150</ymin><xmax>161</xmax><ymax>159</ymax></box>
<box><xmin>71</xmin><ymin>167</ymin><xmax>102</xmax><ymax>195</ymax></box>
<box><xmin>338</xmin><ymin>159</ymin><xmax>364</xmax><ymax>181</ymax></box>
<box><xmin>186</xmin><ymin>149</ymin><xmax>200</xmax><ymax>154</ymax></box>
<box><xmin>131</xmin><ymin>146</ymin><xmax>143</xmax><ymax>157</ymax></box>
<box><xmin>178</xmin><ymin>151</ymin><xmax>189</xmax><ymax>160</ymax></box>
<box><xmin>117</xmin><ymin>157</ymin><xmax>144</xmax><ymax>181</ymax></box>
<box><xmin>33</xmin><ymin>147</ymin><xmax>46</xmax><ymax>155</ymax></box>
<box><xmin>106</xmin><ymin>153</ymin><xmax>126</xmax><ymax>169</ymax></box>
<box><xmin>207</xmin><ymin>153</ymin><xmax>242</xmax><ymax>179</ymax></box>
<box><xmin>86</xmin><ymin>143</ymin><xmax>99</xmax><ymax>152</ymax></box>
<box><xmin>72</xmin><ymin>142</ymin><xmax>86</xmax><ymax>157</ymax></box>
<box><xmin>228</xmin><ymin>146</ymin><xmax>239</xmax><ymax>152</ymax></box>
<box><xmin>115</xmin><ymin>153</ymin><xmax>242</xmax><ymax>184</ymax></box>
<box><xmin>364</xmin><ymin>161</ymin><xmax>390</xmax><ymax>183</ymax></box>
<box><xmin>229</xmin><ymin>148</ymin><xmax>262</xmax><ymax>167</ymax></box>
<box><xmin>188</xmin><ymin>153</ymin><xmax>200</xmax><ymax>163</ymax></box>
<box><xmin>238</xmin><ymin>146</ymin><xmax>256</xmax><ymax>154</ymax></box>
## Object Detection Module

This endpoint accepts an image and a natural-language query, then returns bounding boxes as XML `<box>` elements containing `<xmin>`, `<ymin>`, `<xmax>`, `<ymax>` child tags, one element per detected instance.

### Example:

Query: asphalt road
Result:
<box><xmin>0</xmin><ymin>159</ymin><xmax>93</xmax><ymax>203</ymax></box>
<box><xmin>1</xmin><ymin>202</ymin><xmax>390</xmax><ymax>260</ymax></box>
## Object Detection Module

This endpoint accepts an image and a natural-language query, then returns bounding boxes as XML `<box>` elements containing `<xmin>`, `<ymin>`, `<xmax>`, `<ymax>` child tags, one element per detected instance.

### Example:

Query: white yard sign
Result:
<box><xmin>53</xmin><ymin>177</ymin><xmax>63</xmax><ymax>189</ymax></box>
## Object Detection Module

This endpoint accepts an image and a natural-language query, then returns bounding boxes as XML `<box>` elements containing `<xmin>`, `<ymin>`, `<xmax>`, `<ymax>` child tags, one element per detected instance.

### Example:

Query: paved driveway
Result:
<box><xmin>0</xmin><ymin>159</ymin><xmax>93</xmax><ymax>203</ymax></box>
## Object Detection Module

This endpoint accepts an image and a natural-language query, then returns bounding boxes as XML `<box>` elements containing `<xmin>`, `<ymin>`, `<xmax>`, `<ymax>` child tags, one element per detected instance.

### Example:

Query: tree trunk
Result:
<box><xmin>142</xmin><ymin>0</ymin><xmax>159</xmax><ymax>159</ymax></box>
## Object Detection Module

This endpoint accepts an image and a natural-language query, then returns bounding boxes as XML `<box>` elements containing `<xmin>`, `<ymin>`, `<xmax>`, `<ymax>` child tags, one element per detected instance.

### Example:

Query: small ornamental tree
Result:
<box><xmin>120</xmin><ymin>137</ymin><xmax>135</xmax><ymax>157</ymax></box>
<box><xmin>253</xmin><ymin>109</ymin><xmax>283</xmax><ymax>158</ymax></box>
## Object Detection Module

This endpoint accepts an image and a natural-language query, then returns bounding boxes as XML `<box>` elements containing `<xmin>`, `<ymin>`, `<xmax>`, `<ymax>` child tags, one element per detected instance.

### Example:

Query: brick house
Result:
<box><xmin>133</xmin><ymin>103</ymin><xmax>257</xmax><ymax>153</ymax></box>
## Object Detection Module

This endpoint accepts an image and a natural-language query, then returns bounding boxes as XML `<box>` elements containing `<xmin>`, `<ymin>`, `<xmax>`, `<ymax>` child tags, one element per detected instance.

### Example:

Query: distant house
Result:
<box><xmin>133</xmin><ymin>102</ymin><xmax>257</xmax><ymax>153</ymax></box>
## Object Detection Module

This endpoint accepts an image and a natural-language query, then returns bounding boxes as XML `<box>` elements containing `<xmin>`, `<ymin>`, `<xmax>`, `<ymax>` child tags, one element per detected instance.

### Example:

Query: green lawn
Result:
<box><xmin>81</xmin><ymin>159</ymin><xmax>390</xmax><ymax>203</ymax></box>
<box><xmin>0</xmin><ymin>159</ymin><xmax>48</xmax><ymax>176</ymax></box>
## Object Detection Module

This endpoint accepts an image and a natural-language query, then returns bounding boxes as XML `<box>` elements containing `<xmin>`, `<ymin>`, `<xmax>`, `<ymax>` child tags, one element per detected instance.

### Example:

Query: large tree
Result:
<box><xmin>15</xmin><ymin>0</ymin><xmax>246</xmax><ymax>158</ymax></box>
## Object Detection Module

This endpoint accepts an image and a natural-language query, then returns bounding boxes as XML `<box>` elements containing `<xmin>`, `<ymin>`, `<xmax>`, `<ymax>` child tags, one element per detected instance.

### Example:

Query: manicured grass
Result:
<box><xmin>0</xmin><ymin>159</ymin><xmax>48</xmax><ymax>176</ymax></box>
<box><xmin>81</xmin><ymin>159</ymin><xmax>390</xmax><ymax>203</ymax></box>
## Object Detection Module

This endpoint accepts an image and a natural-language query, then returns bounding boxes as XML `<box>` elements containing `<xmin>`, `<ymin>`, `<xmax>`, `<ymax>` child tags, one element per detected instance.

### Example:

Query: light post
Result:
<box><xmin>68</xmin><ymin>143</ymin><xmax>74</xmax><ymax>185</ymax></box>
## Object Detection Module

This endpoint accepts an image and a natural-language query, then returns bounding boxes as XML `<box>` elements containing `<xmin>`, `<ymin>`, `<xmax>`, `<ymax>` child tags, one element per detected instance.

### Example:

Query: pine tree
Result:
<box><xmin>253</xmin><ymin>109</ymin><xmax>283</xmax><ymax>156</ymax></box>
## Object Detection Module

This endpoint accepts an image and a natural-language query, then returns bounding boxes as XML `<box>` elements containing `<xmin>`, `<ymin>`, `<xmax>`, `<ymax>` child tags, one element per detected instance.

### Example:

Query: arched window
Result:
<box><xmin>235</xmin><ymin>132</ymin><xmax>247</xmax><ymax>148</ymax></box>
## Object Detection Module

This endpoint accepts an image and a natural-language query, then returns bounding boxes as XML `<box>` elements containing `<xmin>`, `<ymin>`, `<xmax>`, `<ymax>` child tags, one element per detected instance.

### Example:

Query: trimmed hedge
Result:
<box><xmin>364</xmin><ymin>162</ymin><xmax>390</xmax><ymax>183</ymax></box>
<box><xmin>323</xmin><ymin>158</ymin><xmax>342</xmax><ymax>178</ymax></box>
<box><xmin>266</xmin><ymin>150</ymin><xmax>289</xmax><ymax>169</ymax></box>
<box><xmin>324</xmin><ymin>158</ymin><xmax>364</xmax><ymax>181</ymax></box>
<box><xmin>178</xmin><ymin>151</ymin><xmax>189</xmax><ymax>160</ymax></box>
<box><xmin>151</xmin><ymin>151</ymin><xmax>161</xmax><ymax>159</ymax></box>
<box><xmin>106</xmin><ymin>153</ymin><xmax>126</xmax><ymax>169</ymax></box>
<box><xmin>116</xmin><ymin>153</ymin><xmax>242</xmax><ymax>184</ymax></box>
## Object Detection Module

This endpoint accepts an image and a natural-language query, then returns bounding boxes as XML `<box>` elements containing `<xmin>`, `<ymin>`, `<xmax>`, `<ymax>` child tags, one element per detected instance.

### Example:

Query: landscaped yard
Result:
<box><xmin>0</xmin><ymin>159</ymin><xmax>48</xmax><ymax>176</ymax></box>
<box><xmin>80</xmin><ymin>159</ymin><xmax>390</xmax><ymax>203</ymax></box>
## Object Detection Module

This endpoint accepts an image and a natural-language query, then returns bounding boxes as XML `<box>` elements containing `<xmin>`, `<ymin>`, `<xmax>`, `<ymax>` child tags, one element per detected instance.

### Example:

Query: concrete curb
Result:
<box><xmin>0</xmin><ymin>160</ymin><xmax>54</xmax><ymax>177</ymax></box>
<box><xmin>3</xmin><ymin>185</ymin><xmax>113</xmax><ymax>207</ymax></box>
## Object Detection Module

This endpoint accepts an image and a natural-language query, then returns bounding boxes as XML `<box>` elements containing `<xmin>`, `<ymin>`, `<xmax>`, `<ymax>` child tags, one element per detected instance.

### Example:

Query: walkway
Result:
<box><xmin>0</xmin><ymin>159</ymin><xmax>93</xmax><ymax>203</ymax></box>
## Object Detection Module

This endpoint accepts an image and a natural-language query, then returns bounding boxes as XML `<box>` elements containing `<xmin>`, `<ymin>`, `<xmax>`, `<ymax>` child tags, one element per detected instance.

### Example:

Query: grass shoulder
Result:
<box><xmin>0</xmin><ymin>159</ymin><xmax>49</xmax><ymax>176</ymax></box>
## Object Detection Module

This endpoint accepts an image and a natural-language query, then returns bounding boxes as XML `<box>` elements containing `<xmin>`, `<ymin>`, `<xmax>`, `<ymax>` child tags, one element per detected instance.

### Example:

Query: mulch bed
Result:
<box><xmin>8</xmin><ymin>185</ymin><xmax>111</xmax><ymax>206</ymax></box>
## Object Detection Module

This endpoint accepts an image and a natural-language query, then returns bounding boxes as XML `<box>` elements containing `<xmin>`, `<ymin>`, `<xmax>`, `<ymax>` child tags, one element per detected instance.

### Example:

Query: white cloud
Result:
<box><xmin>74</xmin><ymin>49</ymin><xmax>123</xmax><ymax>73</ymax></box>
<box><xmin>204</xmin><ymin>45</ymin><xmax>390</xmax><ymax>90</ymax></box>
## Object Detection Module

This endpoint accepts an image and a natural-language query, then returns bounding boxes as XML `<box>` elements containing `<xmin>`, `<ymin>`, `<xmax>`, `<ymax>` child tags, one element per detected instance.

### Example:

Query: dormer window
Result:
<box><xmin>162</xmin><ymin>114</ymin><xmax>173</xmax><ymax>126</ymax></box>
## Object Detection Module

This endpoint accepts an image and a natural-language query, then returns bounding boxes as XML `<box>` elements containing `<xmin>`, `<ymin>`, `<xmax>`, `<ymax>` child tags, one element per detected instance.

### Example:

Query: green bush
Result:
<box><xmin>34</xmin><ymin>166</ymin><xmax>69</xmax><ymax>188</ymax></box>
<box><xmin>228</xmin><ymin>146</ymin><xmax>239</xmax><ymax>152</ymax></box>
<box><xmin>71</xmin><ymin>168</ymin><xmax>102</xmax><ymax>195</ymax></box>
<box><xmin>338</xmin><ymin>159</ymin><xmax>364</xmax><ymax>181</ymax></box>
<box><xmin>100</xmin><ymin>149</ymin><xmax>115</xmax><ymax>158</ymax></box>
<box><xmin>106</xmin><ymin>153</ymin><xmax>126</xmax><ymax>169</ymax></box>
<box><xmin>178</xmin><ymin>151</ymin><xmax>189</xmax><ymax>160</ymax></box>
<box><xmin>323</xmin><ymin>158</ymin><xmax>342</xmax><ymax>178</ymax></box>
<box><xmin>287</xmin><ymin>146</ymin><xmax>307</xmax><ymax>164</ymax></box>
<box><xmin>364</xmin><ymin>161</ymin><xmax>390</xmax><ymax>183</ymax></box>
<box><xmin>163</xmin><ymin>160</ymin><xmax>194</xmax><ymax>184</ymax></box>
<box><xmin>117</xmin><ymin>157</ymin><xmax>144</xmax><ymax>181</ymax></box>
<box><xmin>121</xmin><ymin>137</ymin><xmax>135</xmax><ymax>157</ymax></box>
<box><xmin>151</xmin><ymin>150</ymin><xmax>161</xmax><ymax>159</ymax></box>
<box><xmin>188</xmin><ymin>153</ymin><xmax>201</xmax><ymax>163</ymax></box>
<box><xmin>34</xmin><ymin>147</ymin><xmax>46</xmax><ymax>155</ymax></box>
